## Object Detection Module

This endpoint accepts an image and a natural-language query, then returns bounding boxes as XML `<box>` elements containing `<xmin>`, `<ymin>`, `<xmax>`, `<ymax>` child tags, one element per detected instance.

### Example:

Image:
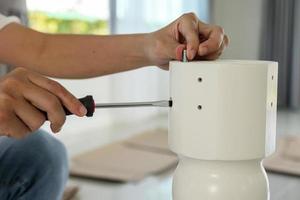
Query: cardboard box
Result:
<box><xmin>70</xmin><ymin>129</ymin><xmax>178</xmax><ymax>182</ymax></box>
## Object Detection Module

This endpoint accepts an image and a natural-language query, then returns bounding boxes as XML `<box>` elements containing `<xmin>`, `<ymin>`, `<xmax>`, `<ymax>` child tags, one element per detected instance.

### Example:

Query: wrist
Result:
<box><xmin>144</xmin><ymin>30</ymin><xmax>175</xmax><ymax>69</ymax></box>
<box><xmin>141</xmin><ymin>32</ymin><xmax>157</xmax><ymax>66</ymax></box>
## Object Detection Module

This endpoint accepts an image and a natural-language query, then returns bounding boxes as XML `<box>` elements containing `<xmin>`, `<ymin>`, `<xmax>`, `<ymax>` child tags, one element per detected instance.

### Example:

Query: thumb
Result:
<box><xmin>173</xmin><ymin>44</ymin><xmax>186</xmax><ymax>61</ymax></box>
<box><xmin>157</xmin><ymin>43</ymin><xmax>185</xmax><ymax>70</ymax></box>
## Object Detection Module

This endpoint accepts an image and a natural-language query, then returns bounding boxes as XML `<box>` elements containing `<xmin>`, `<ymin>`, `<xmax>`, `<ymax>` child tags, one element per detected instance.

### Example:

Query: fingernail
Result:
<box><xmin>199</xmin><ymin>47</ymin><xmax>208</xmax><ymax>56</ymax></box>
<box><xmin>79</xmin><ymin>106</ymin><xmax>87</xmax><ymax>116</ymax></box>
<box><xmin>51</xmin><ymin>124</ymin><xmax>61</xmax><ymax>133</ymax></box>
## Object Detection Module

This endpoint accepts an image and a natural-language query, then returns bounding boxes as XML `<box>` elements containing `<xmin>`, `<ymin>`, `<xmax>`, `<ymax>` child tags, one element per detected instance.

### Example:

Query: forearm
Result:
<box><xmin>37</xmin><ymin>33</ymin><xmax>153</xmax><ymax>78</ymax></box>
<box><xmin>0</xmin><ymin>23</ymin><xmax>153</xmax><ymax>78</ymax></box>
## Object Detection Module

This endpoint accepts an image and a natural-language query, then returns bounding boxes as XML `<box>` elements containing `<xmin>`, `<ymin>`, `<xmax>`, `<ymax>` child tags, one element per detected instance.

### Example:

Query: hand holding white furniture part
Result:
<box><xmin>169</xmin><ymin>59</ymin><xmax>278</xmax><ymax>200</ymax></box>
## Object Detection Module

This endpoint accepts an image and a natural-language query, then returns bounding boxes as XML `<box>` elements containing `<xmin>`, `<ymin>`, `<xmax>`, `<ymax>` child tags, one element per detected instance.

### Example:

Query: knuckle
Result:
<box><xmin>183</xmin><ymin>12</ymin><xmax>197</xmax><ymax>20</ymax></box>
<box><xmin>48</xmin><ymin>80</ymin><xmax>69</xmax><ymax>100</ymax></box>
<box><xmin>0</xmin><ymin>113</ymin><xmax>9</xmax><ymax>128</ymax></box>
<box><xmin>189</xmin><ymin>35</ymin><xmax>199</xmax><ymax>44</ymax></box>
<box><xmin>181</xmin><ymin>13</ymin><xmax>188</xmax><ymax>18</ymax></box>
<box><xmin>30</xmin><ymin>118</ymin><xmax>45</xmax><ymax>132</ymax></box>
<box><xmin>215</xmin><ymin>25</ymin><xmax>225</xmax><ymax>34</ymax></box>
<box><xmin>14</xmin><ymin>67</ymin><xmax>27</xmax><ymax>74</ymax></box>
<box><xmin>0</xmin><ymin>94</ymin><xmax>14</xmax><ymax>104</ymax></box>
<box><xmin>56</xmin><ymin>86</ymin><xmax>68</xmax><ymax>99</ymax></box>
<box><xmin>1</xmin><ymin>77</ymin><xmax>21</xmax><ymax>90</ymax></box>
<box><xmin>211</xmin><ymin>40</ymin><xmax>221</xmax><ymax>49</ymax></box>
<box><xmin>189</xmin><ymin>12</ymin><xmax>198</xmax><ymax>19</ymax></box>
<box><xmin>47</xmin><ymin>79</ymin><xmax>63</xmax><ymax>92</ymax></box>
<box><xmin>46</xmin><ymin>96</ymin><xmax>61</xmax><ymax>110</ymax></box>
<box><xmin>0</xmin><ymin>104</ymin><xmax>11</xmax><ymax>124</ymax></box>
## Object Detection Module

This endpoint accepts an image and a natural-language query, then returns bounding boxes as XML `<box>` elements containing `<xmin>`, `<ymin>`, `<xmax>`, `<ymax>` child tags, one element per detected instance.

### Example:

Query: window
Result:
<box><xmin>27</xmin><ymin>0</ymin><xmax>109</xmax><ymax>34</ymax></box>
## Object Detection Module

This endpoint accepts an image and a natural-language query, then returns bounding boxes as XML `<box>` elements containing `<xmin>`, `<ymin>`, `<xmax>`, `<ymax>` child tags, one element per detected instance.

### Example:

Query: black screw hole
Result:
<box><xmin>272</xmin><ymin>76</ymin><xmax>274</xmax><ymax>80</ymax></box>
<box><xmin>271</xmin><ymin>102</ymin><xmax>273</xmax><ymax>107</ymax></box>
<box><xmin>198</xmin><ymin>77</ymin><xmax>202</xmax><ymax>82</ymax></box>
<box><xmin>198</xmin><ymin>105</ymin><xmax>202</xmax><ymax>110</ymax></box>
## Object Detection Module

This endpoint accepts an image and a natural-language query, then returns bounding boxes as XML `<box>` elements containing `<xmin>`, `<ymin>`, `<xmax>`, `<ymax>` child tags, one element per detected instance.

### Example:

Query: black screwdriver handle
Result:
<box><xmin>44</xmin><ymin>95</ymin><xmax>95</xmax><ymax>120</ymax></box>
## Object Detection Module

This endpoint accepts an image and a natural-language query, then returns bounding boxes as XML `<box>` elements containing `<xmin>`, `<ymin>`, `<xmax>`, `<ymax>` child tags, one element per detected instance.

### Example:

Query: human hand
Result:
<box><xmin>0</xmin><ymin>67</ymin><xmax>87</xmax><ymax>138</ymax></box>
<box><xmin>147</xmin><ymin>12</ymin><xmax>229</xmax><ymax>69</ymax></box>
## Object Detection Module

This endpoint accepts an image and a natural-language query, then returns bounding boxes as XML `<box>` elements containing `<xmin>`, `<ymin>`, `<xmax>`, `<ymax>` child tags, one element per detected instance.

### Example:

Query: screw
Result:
<box><xmin>182</xmin><ymin>50</ymin><xmax>188</xmax><ymax>62</ymax></box>
<box><xmin>198</xmin><ymin>105</ymin><xmax>202</xmax><ymax>110</ymax></box>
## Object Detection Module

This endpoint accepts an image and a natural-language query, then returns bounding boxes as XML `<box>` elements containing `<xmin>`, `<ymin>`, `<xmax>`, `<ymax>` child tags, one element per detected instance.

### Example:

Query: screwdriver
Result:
<box><xmin>44</xmin><ymin>50</ymin><xmax>187</xmax><ymax>119</ymax></box>
<box><xmin>44</xmin><ymin>95</ymin><xmax>172</xmax><ymax>119</ymax></box>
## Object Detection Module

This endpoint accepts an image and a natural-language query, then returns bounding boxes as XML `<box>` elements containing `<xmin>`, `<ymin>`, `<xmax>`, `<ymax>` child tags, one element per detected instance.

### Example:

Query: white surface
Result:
<box><xmin>169</xmin><ymin>60</ymin><xmax>278</xmax><ymax>160</ymax></box>
<box><xmin>173</xmin><ymin>158</ymin><xmax>269</xmax><ymax>199</ymax></box>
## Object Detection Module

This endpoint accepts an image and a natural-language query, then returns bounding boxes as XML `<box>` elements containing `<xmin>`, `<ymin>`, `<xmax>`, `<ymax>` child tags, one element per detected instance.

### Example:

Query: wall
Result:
<box><xmin>291</xmin><ymin>0</ymin><xmax>300</xmax><ymax>107</ymax></box>
<box><xmin>210</xmin><ymin>0</ymin><xmax>264</xmax><ymax>60</ymax></box>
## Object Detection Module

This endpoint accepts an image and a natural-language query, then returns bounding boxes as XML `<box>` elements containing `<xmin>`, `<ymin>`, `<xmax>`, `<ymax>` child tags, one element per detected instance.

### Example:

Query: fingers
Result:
<box><xmin>198</xmin><ymin>23</ymin><xmax>225</xmax><ymax>56</ymax></box>
<box><xmin>0</xmin><ymin>96</ymin><xmax>31</xmax><ymax>138</ymax></box>
<box><xmin>200</xmin><ymin>37</ymin><xmax>228</xmax><ymax>60</ymax></box>
<box><xmin>14</xmin><ymin>98</ymin><xmax>46</xmax><ymax>132</ymax></box>
<box><xmin>22</xmin><ymin>83</ymin><xmax>66</xmax><ymax>133</ymax></box>
<box><xmin>152</xmin><ymin>12</ymin><xmax>228</xmax><ymax>68</ymax></box>
<box><xmin>0</xmin><ymin>67</ymin><xmax>83</xmax><ymax>138</ymax></box>
<box><xmin>176</xmin><ymin>13</ymin><xmax>228</xmax><ymax>61</ymax></box>
<box><xmin>177</xmin><ymin>13</ymin><xmax>200</xmax><ymax>59</ymax></box>
<box><xmin>28</xmin><ymin>73</ymin><xmax>87</xmax><ymax>117</ymax></box>
<box><xmin>4</xmin><ymin>114</ymin><xmax>31</xmax><ymax>139</ymax></box>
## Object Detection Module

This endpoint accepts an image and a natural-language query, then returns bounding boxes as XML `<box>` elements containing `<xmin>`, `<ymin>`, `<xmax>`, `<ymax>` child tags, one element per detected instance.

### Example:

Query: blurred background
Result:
<box><xmin>4</xmin><ymin>0</ymin><xmax>300</xmax><ymax>199</ymax></box>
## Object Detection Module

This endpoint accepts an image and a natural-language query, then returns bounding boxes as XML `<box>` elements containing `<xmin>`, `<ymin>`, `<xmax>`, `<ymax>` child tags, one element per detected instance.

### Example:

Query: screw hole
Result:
<box><xmin>272</xmin><ymin>76</ymin><xmax>274</xmax><ymax>80</ymax></box>
<box><xmin>198</xmin><ymin>105</ymin><xmax>202</xmax><ymax>110</ymax></box>
<box><xmin>271</xmin><ymin>102</ymin><xmax>273</xmax><ymax>107</ymax></box>
<box><xmin>198</xmin><ymin>77</ymin><xmax>202</xmax><ymax>82</ymax></box>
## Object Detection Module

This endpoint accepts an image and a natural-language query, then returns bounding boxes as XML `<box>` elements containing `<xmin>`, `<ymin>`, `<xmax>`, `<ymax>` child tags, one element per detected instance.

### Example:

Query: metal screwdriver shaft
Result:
<box><xmin>95</xmin><ymin>100</ymin><xmax>172</xmax><ymax>108</ymax></box>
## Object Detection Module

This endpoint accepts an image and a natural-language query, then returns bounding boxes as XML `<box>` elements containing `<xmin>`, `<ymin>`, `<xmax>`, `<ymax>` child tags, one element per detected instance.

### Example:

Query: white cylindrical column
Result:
<box><xmin>169</xmin><ymin>60</ymin><xmax>278</xmax><ymax>200</ymax></box>
<box><xmin>173</xmin><ymin>158</ymin><xmax>269</xmax><ymax>199</ymax></box>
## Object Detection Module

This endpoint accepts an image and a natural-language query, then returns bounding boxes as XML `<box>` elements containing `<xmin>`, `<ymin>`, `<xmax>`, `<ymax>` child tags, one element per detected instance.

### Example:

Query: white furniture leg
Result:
<box><xmin>169</xmin><ymin>60</ymin><xmax>278</xmax><ymax>200</ymax></box>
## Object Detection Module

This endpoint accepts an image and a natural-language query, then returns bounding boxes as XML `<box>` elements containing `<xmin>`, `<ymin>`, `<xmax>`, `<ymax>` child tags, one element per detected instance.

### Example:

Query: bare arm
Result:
<box><xmin>0</xmin><ymin>23</ymin><xmax>152</xmax><ymax>78</ymax></box>
<box><xmin>0</xmin><ymin>13</ymin><xmax>229</xmax><ymax>79</ymax></box>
